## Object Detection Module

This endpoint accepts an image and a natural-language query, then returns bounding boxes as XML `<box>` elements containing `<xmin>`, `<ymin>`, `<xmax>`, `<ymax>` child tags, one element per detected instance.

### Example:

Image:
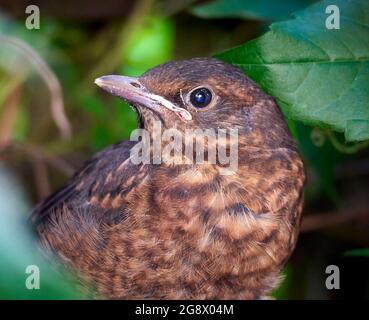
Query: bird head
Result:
<box><xmin>95</xmin><ymin>58</ymin><xmax>296</xmax><ymax>153</ymax></box>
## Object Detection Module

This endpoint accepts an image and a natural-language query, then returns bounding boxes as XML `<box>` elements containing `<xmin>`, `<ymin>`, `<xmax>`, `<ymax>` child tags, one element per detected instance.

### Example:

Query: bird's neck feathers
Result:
<box><xmin>148</xmin><ymin>150</ymin><xmax>304</xmax><ymax>297</ymax></box>
<box><xmin>152</xmin><ymin>145</ymin><xmax>304</xmax><ymax>241</ymax></box>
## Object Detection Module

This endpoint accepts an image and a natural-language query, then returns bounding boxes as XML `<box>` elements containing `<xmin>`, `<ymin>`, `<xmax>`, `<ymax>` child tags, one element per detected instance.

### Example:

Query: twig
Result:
<box><xmin>0</xmin><ymin>82</ymin><xmax>22</xmax><ymax>148</ymax></box>
<box><xmin>301</xmin><ymin>208</ymin><xmax>369</xmax><ymax>233</ymax></box>
<box><xmin>0</xmin><ymin>35</ymin><xmax>72</xmax><ymax>139</ymax></box>
<box><xmin>0</xmin><ymin>142</ymin><xmax>75</xmax><ymax>177</ymax></box>
<box><xmin>325</xmin><ymin>129</ymin><xmax>369</xmax><ymax>154</ymax></box>
<box><xmin>31</xmin><ymin>153</ymin><xmax>51</xmax><ymax>200</ymax></box>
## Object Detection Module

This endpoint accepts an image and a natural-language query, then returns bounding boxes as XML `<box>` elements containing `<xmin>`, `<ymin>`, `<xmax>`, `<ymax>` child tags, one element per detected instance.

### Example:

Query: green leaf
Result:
<box><xmin>191</xmin><ymin>0</ymin><xmax>313</xmax><ymax>21</ymax></box>
<box><xmin>345</xmin><ymin>119</ymin><xmax>369</xmax><ymax>141</ymax></box>
<box><xmin>344</xmin><ymin>248</ymin><xmax>369</xmax><ymax>257</ymax></box>
<box><xmin>216</xmin><ymin>0</ymin><xmax>369</xmax><ymax>142</ymax></box>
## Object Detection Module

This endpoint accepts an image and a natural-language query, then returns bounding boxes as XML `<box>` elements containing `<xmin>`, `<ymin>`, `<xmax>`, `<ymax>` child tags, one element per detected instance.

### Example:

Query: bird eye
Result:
<box><xmin>189</xmin><ymin>87</ymin><xmax>212</xmax><ymax>108</ymax></box>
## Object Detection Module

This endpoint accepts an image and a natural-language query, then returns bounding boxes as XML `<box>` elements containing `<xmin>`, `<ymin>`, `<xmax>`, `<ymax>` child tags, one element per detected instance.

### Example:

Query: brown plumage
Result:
<box><xmin>32</xmin><ymin>58</ymin><xmax>305</xmax><ymax>299</ymax></box>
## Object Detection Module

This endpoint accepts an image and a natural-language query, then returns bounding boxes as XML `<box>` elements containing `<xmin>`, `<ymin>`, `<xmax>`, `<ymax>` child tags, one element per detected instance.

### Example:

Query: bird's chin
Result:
<box><xmin>132</xmin><ymin>103</ymin><xmax>165</xmax><ymax>130</ymax></box>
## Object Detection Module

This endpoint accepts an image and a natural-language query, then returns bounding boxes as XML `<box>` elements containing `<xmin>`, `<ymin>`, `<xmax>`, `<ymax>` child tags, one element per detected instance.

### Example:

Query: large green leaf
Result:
<box><xmin>191</xmin><ymin>0</ymin><xmax>313</xmax><ymax>21</ymax></box>
<box><xmin>216</xmin><ymin>0</ymin><xmax>369</xmax><ymax>142</ymax></box>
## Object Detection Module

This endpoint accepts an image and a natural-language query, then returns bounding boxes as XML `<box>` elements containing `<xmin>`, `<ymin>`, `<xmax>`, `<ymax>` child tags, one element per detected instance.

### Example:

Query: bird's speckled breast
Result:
<box><xmin>39</xmin><ymin>147</ymin><xmax>304</xmax><ymax>299</ymax></box>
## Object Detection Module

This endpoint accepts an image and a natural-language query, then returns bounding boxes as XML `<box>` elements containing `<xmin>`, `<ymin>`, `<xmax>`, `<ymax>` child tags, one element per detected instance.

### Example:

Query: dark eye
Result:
<box><xmin>190</xmin><ymin>87</ymin><xmax>212</xmax><ymax>108</ymax></box>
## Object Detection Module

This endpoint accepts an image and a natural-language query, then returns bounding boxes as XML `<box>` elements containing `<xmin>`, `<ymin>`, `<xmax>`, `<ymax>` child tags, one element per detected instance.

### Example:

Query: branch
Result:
<box><xmin>301</xmin><ymin>208</ymin><xmax>369</xmax><ymax>233</ymax></box>
<box><xmin>0</xmin><ymin>35</ymin><xmax>72</xmax><ymax>139</ymax></box>
<box><xmin>0</xmin><ymin>142</ymin><xmax>75</xmax><ymax>177</ymax></box>
<box><xmin>31</xmin><ymin>154</ymin><xmax>51</xmax><ymax>200</ymax></box>
<box><xmin>0</xmin><ymin>82</ymin><xmax>22</xmax><ymax>148</ymax></box>
<box><xmin>325</xmin><ymin>129</ymin><xmax>369</xmax><ymax>154</ymax></box>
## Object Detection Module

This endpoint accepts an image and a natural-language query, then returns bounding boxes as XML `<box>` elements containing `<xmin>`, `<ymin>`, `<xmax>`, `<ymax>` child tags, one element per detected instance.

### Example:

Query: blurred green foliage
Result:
<box><xmin>121</xmin><ymin>16</ymin><xmax>174</xmax><ymax>76</ymax></box>
<box><xmin>0</xmin><ymin>1</ymin><xmax>177</xmax><ymax>299</ymax></box>
<box><xmin>0</xmin><ymin>165</ymin><xmax>84</xmax><ymax>299</ymax></box>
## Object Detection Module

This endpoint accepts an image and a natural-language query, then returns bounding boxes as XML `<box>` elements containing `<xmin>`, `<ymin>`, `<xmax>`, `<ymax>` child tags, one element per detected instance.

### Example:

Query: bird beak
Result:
<box><xmin>94</xmin><ymin>75</ymin><xmax>192</xmax><ymax>121</ymax></box>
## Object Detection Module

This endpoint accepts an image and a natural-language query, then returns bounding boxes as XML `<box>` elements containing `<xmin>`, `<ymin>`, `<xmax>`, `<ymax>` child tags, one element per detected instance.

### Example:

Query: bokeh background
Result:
<box><xmin>0</xmin><ymin>0</ymin><xmax>368</xmax><ymax>299</ymax></box>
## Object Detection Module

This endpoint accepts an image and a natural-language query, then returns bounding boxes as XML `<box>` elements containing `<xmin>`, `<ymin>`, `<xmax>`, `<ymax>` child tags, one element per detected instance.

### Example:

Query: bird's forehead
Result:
<box><xmin>139</xmin><ymin>58</ymin><xmax>248</xmax><ymax>96</ymax></box>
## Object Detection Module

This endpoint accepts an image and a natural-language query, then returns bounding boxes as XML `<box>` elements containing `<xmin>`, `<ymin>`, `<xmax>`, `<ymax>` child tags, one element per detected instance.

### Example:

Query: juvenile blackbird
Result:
<box><xmin>32</xmin><ymin>58</ymin><xmax>305</xmax><ymax>299</ymax></box>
